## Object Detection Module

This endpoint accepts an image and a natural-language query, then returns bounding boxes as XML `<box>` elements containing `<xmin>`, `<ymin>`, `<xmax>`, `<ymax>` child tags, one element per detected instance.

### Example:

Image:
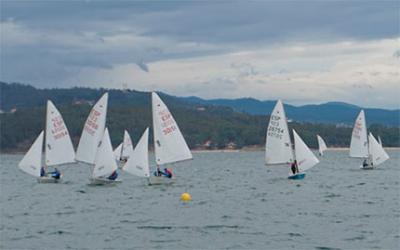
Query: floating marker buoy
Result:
<box><xmin>181</xmin><ymin>192</ymin><xmax>192</xmax><ymax>202</ymax></box>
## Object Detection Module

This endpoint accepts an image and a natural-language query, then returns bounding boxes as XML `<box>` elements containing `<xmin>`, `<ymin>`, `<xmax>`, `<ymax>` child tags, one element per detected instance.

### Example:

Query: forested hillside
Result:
<box><xmin>1</xmin><ymin>82</ymin><xmax>399</xmax><ymax>152</ymax></box>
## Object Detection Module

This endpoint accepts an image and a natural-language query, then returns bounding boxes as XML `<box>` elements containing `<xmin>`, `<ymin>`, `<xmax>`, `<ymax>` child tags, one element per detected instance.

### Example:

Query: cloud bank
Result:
<box><xmin>1</xmin><ymin>1</ymin><xmax>399</xmax><ymax>108</ymax></box>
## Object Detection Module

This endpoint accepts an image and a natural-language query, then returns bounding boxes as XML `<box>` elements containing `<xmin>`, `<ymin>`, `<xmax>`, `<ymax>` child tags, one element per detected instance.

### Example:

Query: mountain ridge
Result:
<box><xmin>1</xmin><ymin>82</ymin><xmax>399</xmax><ymax>126</ymax></box>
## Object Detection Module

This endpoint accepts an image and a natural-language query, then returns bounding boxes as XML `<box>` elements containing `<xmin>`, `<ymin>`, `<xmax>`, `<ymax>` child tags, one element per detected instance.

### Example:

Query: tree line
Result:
<box><xmin>1</xmin><ymin>103</ymin><xmax>399</xmax><ymax>152</ymax></box>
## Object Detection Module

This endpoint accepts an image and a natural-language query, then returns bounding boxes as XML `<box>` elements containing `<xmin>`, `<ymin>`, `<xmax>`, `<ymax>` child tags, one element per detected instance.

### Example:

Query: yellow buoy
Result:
<box><xmin>180</xmin><ymin>192</ymin><xmax>192</xmax><ymax>202</ymax></box>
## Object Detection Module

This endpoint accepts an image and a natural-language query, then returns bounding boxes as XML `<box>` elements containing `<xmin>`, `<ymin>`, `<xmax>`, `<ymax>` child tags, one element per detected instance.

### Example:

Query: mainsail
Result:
<box><xmin>317</xmin><ymin>135</ymin><xmax>327</xmax><ymax>156</ymax></box>
<box><xmin>152</xmin><ymin>92</ymin><xmax>192</xmax><ymax>165</ymax></box>
<box><xmin>45</xmin><ymin>100</ymin><xmax>75</xmax><ymax>166</ymax></box>
<box><xmin>265</xmin><ymin>100</ymin><xmax>294</xmax><ymax>165</ymax></box>
<box><xmin>349</xmin><ymin>110</ymin><xmax>368</xmax><ymax>158</ymax></box>
<box><xmin>121</xmin><ymin>130</ymin><xmax>134</xmax><ymax>159</ymax></box>
<box><xmin>76</xmin><ymin>93</ymin><xmax>108</xmax><ymax>164</ymax></box>
<box><xmin>92</xmin><ymin>128</ymin><xmax>117</xmax><ymax>178</ymax></box>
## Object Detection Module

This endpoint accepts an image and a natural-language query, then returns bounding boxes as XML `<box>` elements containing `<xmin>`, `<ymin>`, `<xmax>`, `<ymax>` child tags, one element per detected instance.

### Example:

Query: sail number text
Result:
<box><xmin>84</xmin><ymin>109</ymin><xmax>101</xmax><ymax>135</ymax></box>
<box><xmin>267</xmin><ymin>115</ymin><xmax>284</xmax><ymax>139</ymax></box>
<box><xmin>158</xmin><ymin>110</ymin><xmax>177</xmax><ymax>135</ymax></box>
<box><xmin>51</xmin><ymin>115</ymin><xmax>68</xmax><ymax>140</ymax></box>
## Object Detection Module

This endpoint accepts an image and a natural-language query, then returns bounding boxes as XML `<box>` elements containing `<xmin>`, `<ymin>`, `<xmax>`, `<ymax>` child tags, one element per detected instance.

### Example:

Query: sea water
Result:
<box><xmin>1</xmin><ymin>150</ymin><xmax>399</xmax><ymax>249</ymax></box>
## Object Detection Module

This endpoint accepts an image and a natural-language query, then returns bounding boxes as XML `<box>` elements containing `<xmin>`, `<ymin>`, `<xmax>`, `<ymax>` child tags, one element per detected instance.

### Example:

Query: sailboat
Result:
<box><xmin>18</xmin><ymin>101</ymin><xmax>75</xmax><ymax>183</ymax></box>
<box><xmin>89</xmin><ymin>128</ymin><xmax>120</xmax><ymax>185</ymax></box>
<box><xmin>150</xmin><ymin>92</ymin><xmax>193</xmax><ymax>184</ymax></box>
<box><xmin>113</xmin><ymin>130</ymin><xmax>134</xmax><ymax>164</ymax></box>
<box><xmin>124</xmin><ymin>92</ymin><xmax>193</xmax><ymax>185</ymax></box>
<box><xmin>349</xmin><ymin>110</ymin><xmax>389</xmax><ymax>169</ymax></box>
<box><xmin>317</xmin><ymin>135</ymin><xmax>328</xmax><ymax>156</ymax></box>
<box><xmin>265</xmin><ymin>100</ymin><xmax>319</xmax><ymax>180</ymax></box>
<box><xmin>75</xmin><ymin>93</ymin><xmax>119</xmax><ymax>184</ymax></box>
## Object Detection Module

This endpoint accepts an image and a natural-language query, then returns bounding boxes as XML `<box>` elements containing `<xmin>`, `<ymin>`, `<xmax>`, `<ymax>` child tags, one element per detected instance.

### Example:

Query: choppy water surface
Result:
<box><xmin>1</xmin><ymin>150</ymin><xmax>399</xmax><ymax>250</ymax></box>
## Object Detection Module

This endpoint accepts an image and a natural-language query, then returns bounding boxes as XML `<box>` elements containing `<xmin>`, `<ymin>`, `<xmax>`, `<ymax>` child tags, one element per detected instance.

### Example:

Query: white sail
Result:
<box><xmin>368</xmin><ymin>133</ymin><xmax>389</xmax><ymax>166</ymax></box>
<box><xmin>349</xmin><ymin>110</ymin><xmax>368</xmax><ymax>158</ymax></box>
<box><xmin>265</xmin><ymin>100</ymin><xmax>294</xmax><ymax>165</ymax></box>
<box><xmin>76</xmin><ymin>93</ymin><xmax>108</xmax><ymax>164</ymax></box>
<box><xmin>18</xmin><ymin>131</ymin><xmax>44</xmax><ymax>177</ymax></box>
<box><xmin>378</xmin><ymin>136</ymin><xmax>383</xmax><ymax>146</ymax></box>
<box><xmin>45</xmin><ymin>100</ymin><xmax>75</xmax><ymax>166</ymax></box>
<box><xmin>152</xmin><ymin>92</ymin><xmax>192</xmax><ymax>165</ymax></box>
<box><xmin>123</xmin><ymin>128</ymin><xmax>150</xmax><ymax>177</ymax></box>
<box><xmin>293</xmin><ymin>129</ymin><xmax>319</xmax><ymax>172</ymax></box>
<box><xmin>317</xmin><ymin>135</ymin><xmax>327</xmax><ymax>156</ymax></box>
<box><xmin>92</xmin><ymin>128</ymin><xmax>118</xmax><ymax>178</ymax></box>
<box><xmin>113</xmin><ymin>143</ymin><xmax>123</xmax><ymax>160</ymax></box>
<box><xmin>121</xmin><ymin>130</ymin><xmax>134</xmax><ymax>158</ymax></box>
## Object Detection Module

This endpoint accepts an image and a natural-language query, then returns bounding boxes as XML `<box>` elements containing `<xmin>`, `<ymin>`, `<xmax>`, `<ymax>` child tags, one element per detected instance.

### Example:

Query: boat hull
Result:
<box><xmin>148</xmin><ymin>176</ymin><xmax>175</xmax><ymax>185</ymax></box>
<box><xmin>288</xmin><ymin>172</ymin><xmax>306</xmax><ymax>180</ymax></box>
<box><xmin>88</xmin><ymin>177</ymin><xmax>122</xmax><ymax>186</ymax></box>
<box><xmin>37</xmin><ymin>175</ymin><xmax>62</xmax><ymax>183</ymax></box>
<box><xmin>360</xmin><ymin>165</ymin><xmax>374</xmax><ymax>170</ymax></box>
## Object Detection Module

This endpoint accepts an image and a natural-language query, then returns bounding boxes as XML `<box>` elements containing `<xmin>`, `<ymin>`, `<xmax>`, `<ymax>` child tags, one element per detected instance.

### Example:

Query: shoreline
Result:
<box><xmin>2</xmin><ymin>147</ymin><xmax>400</xmax><ymax>155</ymax></box>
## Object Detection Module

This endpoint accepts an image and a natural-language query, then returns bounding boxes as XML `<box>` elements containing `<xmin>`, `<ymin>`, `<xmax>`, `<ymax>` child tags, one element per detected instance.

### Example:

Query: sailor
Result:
<box><xmin>107</xmin><ymin>170</ymin><xmax>118</xmax><ymax>180</ymax></box>
<box><xmin>154</xmin><ymin>167</ymin><xmax>163</xmax><ymax>177</ymax></box>
<box><xmin>40</xmin><ymin>166</ymin><xmax>46</xmax><ymax>177</ymax></box>
<box><xmin>51</xmin><ymin>168</ymin><xmax>61</xmax><ymax>179</ymax></box>
<box><xmin>291</xmin><ymin>160</ymin><xmax>299</xmax><ymax>175</ymax></box>
<box><xmin>164</xmin><ymin>168</ymin><xmax>173</xmax><ymax>178</ymax></box>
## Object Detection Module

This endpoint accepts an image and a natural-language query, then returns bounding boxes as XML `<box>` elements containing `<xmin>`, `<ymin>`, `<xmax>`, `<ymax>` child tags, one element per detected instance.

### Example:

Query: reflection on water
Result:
<box><xmin>0</xmin><ymin>150</ymin><xmax>399</xmax><ymax>249</ymax></box>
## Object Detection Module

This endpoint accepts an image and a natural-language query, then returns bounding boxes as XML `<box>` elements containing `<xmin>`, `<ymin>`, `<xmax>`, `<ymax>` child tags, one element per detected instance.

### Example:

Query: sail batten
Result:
<box><xmin>152</xmin><ymin>92</ymin><xmax>192</xmax><ymax>165</ymax></box>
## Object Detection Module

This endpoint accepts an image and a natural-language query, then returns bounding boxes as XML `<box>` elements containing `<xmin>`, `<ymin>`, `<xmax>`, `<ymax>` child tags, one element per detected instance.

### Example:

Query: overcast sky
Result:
<box><xmin>1</xmin><ymin>1</ymin><xmax>399</xmax><ymax>108</ymax></box>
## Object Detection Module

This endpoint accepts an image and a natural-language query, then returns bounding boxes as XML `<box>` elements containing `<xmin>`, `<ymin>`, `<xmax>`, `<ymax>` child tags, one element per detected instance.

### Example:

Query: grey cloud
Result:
<box><xmin>136</xmin><ymin>59</ymin><xmax>149</xmax><ymax>72</ymax></box>
<box><xmin>1</xmin><ymin>1</ymin><xmax>398</xmax><ymax>88</ymax></box>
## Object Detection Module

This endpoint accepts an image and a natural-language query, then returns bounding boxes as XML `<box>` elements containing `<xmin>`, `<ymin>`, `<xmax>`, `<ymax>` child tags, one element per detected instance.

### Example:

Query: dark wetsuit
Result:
<box><xmin>40</xmin><ymin>167</ymin><xmax>46</xmax><ymax>177</ymax></box>
<box><xmin>51</xmin><ymin>170</ymin><xmax>61</xmax><ymax>179</ymax></box>
<box><xmin>163</xmin><ymin>169</ymin><xmax>172</xmax><ymax>178</ymax></box>
<box><xmin>107</xmin><ymin>170</ymin><xmax>118</xmax><ymax>180</ymax></box>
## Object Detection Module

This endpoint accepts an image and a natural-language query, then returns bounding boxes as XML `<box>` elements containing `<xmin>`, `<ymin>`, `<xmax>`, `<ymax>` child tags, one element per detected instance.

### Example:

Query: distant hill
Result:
<box><xmin>181</xmin><ymin>97</ymin><xmax>399</xmax><ymax>126</ymax></box>
<box><xmin>1</xmin><ymin>82</ymin><xmax>399</xmax><ymax>126</ymax></box>
<box><xmin>1</xmin><ymin>82</ymin><xmax>399</xmax><ymax>151</ymax></box>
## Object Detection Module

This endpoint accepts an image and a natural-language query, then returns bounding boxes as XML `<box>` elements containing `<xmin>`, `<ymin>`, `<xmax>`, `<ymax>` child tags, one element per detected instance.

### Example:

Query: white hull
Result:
<box><xmin>148</xmin><ymin>176</ymin><xmax>175</xmax><ymax>185</ymax></box>
<box><xmin>359</xmin><ymin>165</ymin><xmax>374</xmax><ymax>170</ymax></box>
<box><xmin>88</xmin><ymin>177</ymin><xmax>122</xmax><ymax>186</ymax></box>
<box><xmin>37</xmin><ymin>175</ymin><xmax>62</xmax><ymax>183</ymax></box>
